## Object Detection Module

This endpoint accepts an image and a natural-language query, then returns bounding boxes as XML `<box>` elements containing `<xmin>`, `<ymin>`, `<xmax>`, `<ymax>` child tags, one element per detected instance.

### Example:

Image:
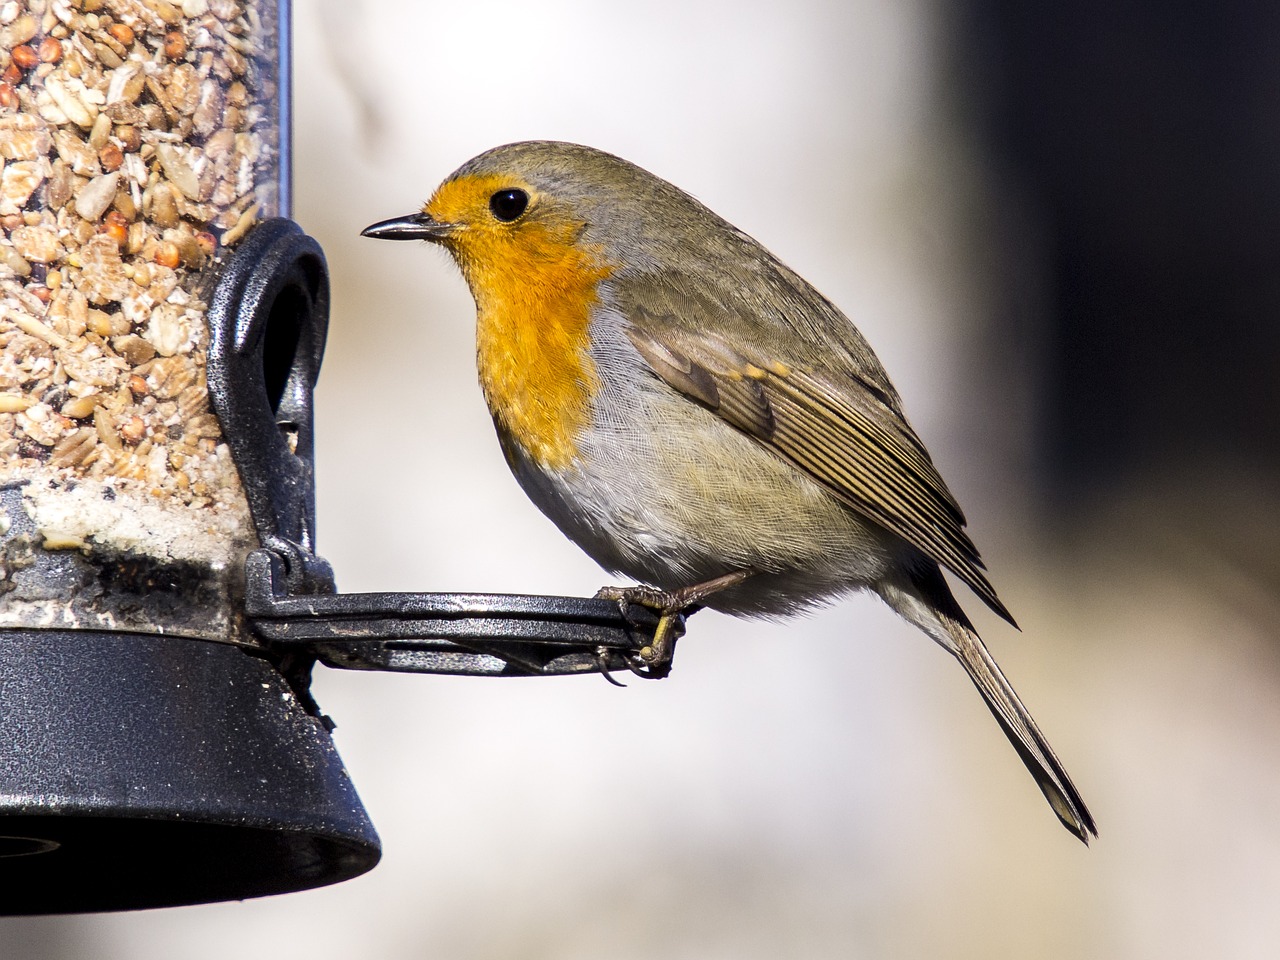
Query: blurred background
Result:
<box><xmin>5</xmin><ymin>0</ymin><xmax>1280</xmax><ymax>955</ymax></box>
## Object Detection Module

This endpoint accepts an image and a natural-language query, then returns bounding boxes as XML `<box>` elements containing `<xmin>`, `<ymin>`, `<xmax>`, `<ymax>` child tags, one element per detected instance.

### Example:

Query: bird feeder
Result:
<box><xmin>0</xmin><ymin>0</ymin><xmax>658</xmax><ymax>915</ymax></box>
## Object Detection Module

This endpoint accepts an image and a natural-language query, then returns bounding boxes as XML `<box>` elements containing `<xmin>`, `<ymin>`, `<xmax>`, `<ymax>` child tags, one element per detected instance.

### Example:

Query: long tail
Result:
<box><xmin>949</xmin><ymin>613</ymin><xmax>1097</xmax><ymax>842</ymax></box>
<box><xmin>882</xmin><ymin>565</ymin><xmax>1098</xmax><ymax>843</ymax></box>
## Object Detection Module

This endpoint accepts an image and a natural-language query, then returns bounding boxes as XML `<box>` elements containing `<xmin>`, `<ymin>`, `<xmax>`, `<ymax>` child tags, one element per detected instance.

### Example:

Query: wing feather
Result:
<box><xmin>620</xmin><ymin>282</ymin><xmax>1015</xmax><ymax>626</ymax></box>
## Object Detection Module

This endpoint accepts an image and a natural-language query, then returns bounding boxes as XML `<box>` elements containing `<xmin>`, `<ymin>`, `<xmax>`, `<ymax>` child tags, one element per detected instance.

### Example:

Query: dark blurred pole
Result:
<box><xmin>952</xmin><ymin>2</ymin><xmax>1280</xmax><ymax>504</ymax></box>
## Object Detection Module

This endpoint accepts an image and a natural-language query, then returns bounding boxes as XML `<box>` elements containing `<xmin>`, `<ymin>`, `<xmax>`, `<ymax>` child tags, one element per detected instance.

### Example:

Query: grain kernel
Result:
<box><xmin>162</xmin><ymin>30</ymin><xmax>186</xmax><ymax>60</ymax></box>
<box><xmin>37</xmin><ymin>37</ymin><xmax>62</xmax><ymax>64</ymax></box>
<box><xmin>11</xmin><ymin>45</ymin><xmax>38</xmax><ymax>70</ymax></box>
<box><xmin>86</xmin><ymin>311</ymin><xmax>113</xmax><ymax>337</ymax></box>
<box><xmin>115</xmin><ymin>124</ymin><xmax>141</xmax><ymax>153</ymax></box>
<box><xmin>0</xmin><ymin>394</ymin><xmax>35</xmax><ymax>414</ymax></box>
<box><xmin>194</xmin><ymin>231</ymin><xmax>217</xmax><ymax>257</ymax></box>
<box><xmin>99</xmin><ymin>141</ymin><xmax>124</xmax><ymax>172</ymax></box>
<box><xmin>61</xmin><ymin>395</ymin><xmax>99</xmax><ymax>419</ymax></box>
<box><xmin>120</xmin><ymin>415</ymin><xmax>146</xmax><ymax>444</ymax></box>
<box><xmin>99</xmin><ymin>210</ymin><xmax>128</xmax><ymax>245</ymax></box>
<box><xmin>153</xmin><ymin>240</ymin><xmax>181</xmax><ymax>269</ymax></box>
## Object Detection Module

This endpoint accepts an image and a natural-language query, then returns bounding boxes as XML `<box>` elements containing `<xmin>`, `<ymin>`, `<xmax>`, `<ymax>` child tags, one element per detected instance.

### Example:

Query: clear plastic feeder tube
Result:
<box><xmin>0</xmin><ymin>0</ymin><xmax>290</xmax><ymax>639</ymax></box>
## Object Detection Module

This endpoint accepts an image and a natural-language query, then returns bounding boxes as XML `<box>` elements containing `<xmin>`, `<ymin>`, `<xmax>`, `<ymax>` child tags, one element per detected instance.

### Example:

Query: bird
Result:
<box><xmin>362</xmin><ymin>140</ymin><xmax>1096</xmax><ymax>843</ymax></box>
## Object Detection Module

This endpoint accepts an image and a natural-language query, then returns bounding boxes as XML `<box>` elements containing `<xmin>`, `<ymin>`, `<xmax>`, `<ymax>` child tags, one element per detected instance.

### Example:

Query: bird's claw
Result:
<box><xmin>593</xmin><ymin>584</ymin><xmax>689</xmax><ymax>680</ymax></box>
<box><xmin>629</xmin><ymin>612</ymin><xmax>685</xmax><ymax>679</ymax></box>
<box><xmin>595</xmin><ymin>571</ymin><xmax>753</xmax><ymax>680</ymax></box>
<box><xmin>592</xmin><ymin>645</ymin><xmax>629</xmax><ymax>687</ymax></box>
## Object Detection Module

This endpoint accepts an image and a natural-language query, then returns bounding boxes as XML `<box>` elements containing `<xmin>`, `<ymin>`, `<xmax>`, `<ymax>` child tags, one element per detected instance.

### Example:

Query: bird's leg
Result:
<box><xmin>595</xmin><ymin>570</ymin><xmax>754</xmax><ymax>678</ymax></box>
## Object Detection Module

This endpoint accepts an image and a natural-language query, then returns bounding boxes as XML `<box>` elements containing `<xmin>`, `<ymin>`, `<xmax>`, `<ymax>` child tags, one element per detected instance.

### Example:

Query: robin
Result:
<box><xmin>362</xmin><ymin>141</ymin><xmax>1096</xmax><ymax>843</ymax></box>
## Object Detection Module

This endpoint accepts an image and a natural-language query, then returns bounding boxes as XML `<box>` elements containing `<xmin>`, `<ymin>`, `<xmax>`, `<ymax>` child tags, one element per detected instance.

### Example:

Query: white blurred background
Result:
<box><xmin>6</xmin><ymin>0</ymin><xmax>1280</xmax><ymax>956</ymax></box>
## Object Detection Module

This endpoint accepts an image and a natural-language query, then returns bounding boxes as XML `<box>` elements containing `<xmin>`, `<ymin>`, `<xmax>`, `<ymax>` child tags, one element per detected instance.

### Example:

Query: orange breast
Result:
<box><xmin>429</xmin><ymin>175</ymin><xmax>613</xmax><ymax>471</ymax></box>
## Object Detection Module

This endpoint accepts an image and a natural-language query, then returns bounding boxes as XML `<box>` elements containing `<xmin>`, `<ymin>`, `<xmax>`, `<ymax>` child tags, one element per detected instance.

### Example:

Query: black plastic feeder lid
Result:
<box><xmin>0</xmin><ymin>629</ymin><xmax>380</xmax><ymax>914</ymax></box>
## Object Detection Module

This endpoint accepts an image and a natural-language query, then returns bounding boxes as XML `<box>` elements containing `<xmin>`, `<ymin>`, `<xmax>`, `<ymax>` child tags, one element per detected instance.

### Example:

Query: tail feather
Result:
<box><xmin>880</xmin><ymin>564</ymin><xmax>1097</xmax><ymax>843</ymax></box>
<box><xmin>949</xmin><ymin>618</ymin><xmax>1097</xmax><ymax>843</ymax></box>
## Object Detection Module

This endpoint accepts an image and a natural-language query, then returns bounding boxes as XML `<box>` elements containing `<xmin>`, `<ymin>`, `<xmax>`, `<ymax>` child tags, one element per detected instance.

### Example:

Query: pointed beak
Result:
<box><xmin>360</xmin><ymin>212</ymin><xmax>457</xmax><ymax>242</ymax></box>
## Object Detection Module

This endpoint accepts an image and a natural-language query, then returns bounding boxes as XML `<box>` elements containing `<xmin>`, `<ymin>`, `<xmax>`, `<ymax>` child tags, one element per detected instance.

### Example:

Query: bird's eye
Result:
<box><xmin>489</xmin><ymin>188</ymin><xmax>529</xmax><ymax>222</ymax></box>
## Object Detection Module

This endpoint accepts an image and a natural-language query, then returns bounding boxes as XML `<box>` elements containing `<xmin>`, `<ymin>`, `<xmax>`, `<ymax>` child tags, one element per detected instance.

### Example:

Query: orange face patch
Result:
<box><xmin>426</xmin><ymin>173</ymin><xmax>613</xmax><ymax>471</ymax></box>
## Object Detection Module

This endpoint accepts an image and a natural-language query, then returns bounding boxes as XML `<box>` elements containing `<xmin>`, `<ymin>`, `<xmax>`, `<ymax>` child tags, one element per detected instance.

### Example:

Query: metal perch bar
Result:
<box><xmin>244</xmin><ymin>550</ymin><xmax>664</xmax><ymax>677</ymax></box>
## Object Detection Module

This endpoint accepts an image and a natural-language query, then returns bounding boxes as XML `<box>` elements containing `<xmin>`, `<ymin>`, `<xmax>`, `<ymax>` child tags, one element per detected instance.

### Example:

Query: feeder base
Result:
<box><xmin>0</xmin><ymin>629</ymin><xmax>380</xmax><ymax>914</ymax></box>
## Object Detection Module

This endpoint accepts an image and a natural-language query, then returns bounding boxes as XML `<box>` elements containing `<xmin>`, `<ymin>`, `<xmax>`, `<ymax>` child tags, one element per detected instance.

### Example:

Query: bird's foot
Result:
<box><xmin>595</xmin><ymin>570</ymin><xmax>753</xmax><ymax>679</ymax></box>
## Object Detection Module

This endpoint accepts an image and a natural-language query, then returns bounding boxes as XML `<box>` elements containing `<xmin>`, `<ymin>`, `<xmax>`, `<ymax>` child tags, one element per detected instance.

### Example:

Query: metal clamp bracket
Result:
<box><xmin>206</xmin><ymin>219</ymin><xmax>663</xmax><ymax>679</ymax></box>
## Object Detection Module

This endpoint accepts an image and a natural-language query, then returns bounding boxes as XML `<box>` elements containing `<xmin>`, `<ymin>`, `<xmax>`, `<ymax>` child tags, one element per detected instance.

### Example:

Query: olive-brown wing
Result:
<box><xmin>623</xmin><ymin>297</ymin><xmax>1015</xmax><ymax>627</ymax></box>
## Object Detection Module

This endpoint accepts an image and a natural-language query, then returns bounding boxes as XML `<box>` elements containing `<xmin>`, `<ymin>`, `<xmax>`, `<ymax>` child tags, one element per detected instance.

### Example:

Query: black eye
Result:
<box><xmin>489</xmin><ymin>188</ymin><xmax>529</xmax><ymax>222</ymax></box>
